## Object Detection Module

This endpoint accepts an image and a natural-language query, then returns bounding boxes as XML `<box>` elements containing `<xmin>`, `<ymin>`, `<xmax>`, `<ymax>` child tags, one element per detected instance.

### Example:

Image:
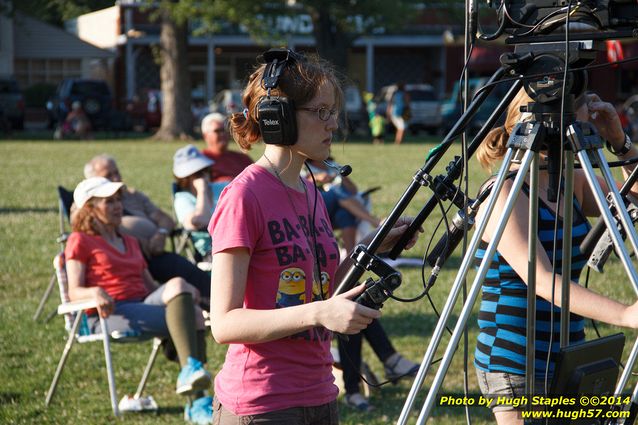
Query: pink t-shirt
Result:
<box><xmin>65</xmin><ymin>232</ymin><xmax>149</xmax><ymax>302</ymax></box>
<box><xmin>209</xmin><ymin>164</ymin><xmax>340</xmax><ymax>415</ymax></box>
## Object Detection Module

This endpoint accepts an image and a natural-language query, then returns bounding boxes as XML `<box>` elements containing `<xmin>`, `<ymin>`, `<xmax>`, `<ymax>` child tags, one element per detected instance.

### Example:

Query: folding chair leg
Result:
<box><xmin>45</xmin><ymin>311</ymin><xmax>82</xmax><ymax>406</ymax></box>
<box><xmin>34</xmin><ymin>272</ymin><xmax>57</xmax><ymax>321</ymax></box>
<box><xmin>133</xmin><ymin>337</ymin><xmax>163</xmax><ymax>399</ymax></box>
<box><xmin>44</xmin><ymin>308</ymin><xmax>57</xmax><ymax>323</ymax></box>
<box><xmin>99</xmin><ymin>316</ymin><xmax>120</xmax><ymax>417</ymax></box>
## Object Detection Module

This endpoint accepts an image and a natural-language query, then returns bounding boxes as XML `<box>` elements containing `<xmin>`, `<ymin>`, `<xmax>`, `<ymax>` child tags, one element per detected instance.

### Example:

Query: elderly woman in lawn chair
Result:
<box><xmin>65</xmin><ymin>177</ymin><xmax>213</xmax><ymax>424</ymax></box>
<box><xmin>172</xmin><ymin>145</ymin><xmax>218</xmax><ymax>263</ymax></box>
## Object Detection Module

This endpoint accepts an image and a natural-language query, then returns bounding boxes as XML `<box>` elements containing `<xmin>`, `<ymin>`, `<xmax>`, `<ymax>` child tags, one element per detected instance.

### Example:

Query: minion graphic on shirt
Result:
<box><xmin>276</xmin><ymin>267</ymin><xmax>306</xmax><ymax>308</ymax></box>
<box><xmin>312</xmin><ymin>271</ymin><xmax>330</xmax><ymax>301</ymax></box>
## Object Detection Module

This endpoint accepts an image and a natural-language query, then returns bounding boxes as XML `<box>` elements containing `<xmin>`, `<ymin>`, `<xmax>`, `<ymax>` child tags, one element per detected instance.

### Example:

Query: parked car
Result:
<box><xmin>375</xmin><ymin>83</ymin><xmax>442</xmax><ymax>134</ymax></box>
<box><xmin>344</xmin><ymin>85</ymin><xmax>366</xmax><ymax>133</ymax></box>
<box><xmin>47</xmin><ymin>79</ymin><xmax>113</xmax><ymax>130</ymax></box>
<box><xmin>0</xmin><ymin>77</ymin><xmax>25</xmax><ymax>130</ymax></box>
<box><xmin>440</xmin><ymin>77</ymin><xmax>514</xmax><ymax>134</ymax></box>
<box><xmin>210</xmin><ymin>89</ymin><xmax>243</xmax><ymax>115</ymax></box>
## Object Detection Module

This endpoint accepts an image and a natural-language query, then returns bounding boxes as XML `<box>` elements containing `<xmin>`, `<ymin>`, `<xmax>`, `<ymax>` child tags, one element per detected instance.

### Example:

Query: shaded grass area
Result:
<box><xmin>1</xmin><ymin>136</ymin><xmax>637</xmax><ymax>424</ymax></box>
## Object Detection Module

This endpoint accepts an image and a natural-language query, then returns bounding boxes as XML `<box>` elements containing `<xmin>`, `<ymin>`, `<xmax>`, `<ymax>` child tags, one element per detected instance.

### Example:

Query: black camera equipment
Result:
<box><xmin>342</xmin><ymin>244</ymin><xmax>403</xmax><ymax>309</ymax></box>
<box><xmin>486</xmin><ymin>0</ymin><xmax>638</xmax><ymax>44</ymax></box>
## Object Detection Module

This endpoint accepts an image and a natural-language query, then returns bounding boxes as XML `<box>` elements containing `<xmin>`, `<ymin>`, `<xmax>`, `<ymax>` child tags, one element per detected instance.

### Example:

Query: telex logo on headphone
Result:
<box><xmin>262</xmin><ymin>119</ymin><xmax>280</xmax><ymax>126</ymax></box>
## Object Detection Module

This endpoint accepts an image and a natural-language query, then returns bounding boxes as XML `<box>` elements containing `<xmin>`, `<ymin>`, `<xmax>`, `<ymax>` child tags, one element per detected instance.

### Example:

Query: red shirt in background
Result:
<box><xmin>202</xmin><ymin>149</ymin><xmax>253</xmax><ymax>183</ymax></box>
<box><xmin>65</xmin><ymin>232</ymin><xmax>149</xmax><ymax>302</ymax></box>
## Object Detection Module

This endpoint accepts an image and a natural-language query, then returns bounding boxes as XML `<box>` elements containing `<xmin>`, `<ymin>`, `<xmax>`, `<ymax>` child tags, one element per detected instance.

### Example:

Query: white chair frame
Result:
<box><xmin>45</xmin><ymin>254</ymin><xmax>162</xmax><ymax>417</ymax></box>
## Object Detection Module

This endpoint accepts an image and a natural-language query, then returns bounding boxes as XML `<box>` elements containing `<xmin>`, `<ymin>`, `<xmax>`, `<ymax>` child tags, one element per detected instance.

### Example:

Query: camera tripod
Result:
<box><xmin>397</xmin><ymin>97</ymin><xmax>638</xmax><ymax>424</ymax></box>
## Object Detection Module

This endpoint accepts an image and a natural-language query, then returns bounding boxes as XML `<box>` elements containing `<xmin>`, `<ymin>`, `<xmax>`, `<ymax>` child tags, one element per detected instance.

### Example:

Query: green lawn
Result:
<box><xmin>1</xmin><ymin>134</ymin><xmax>637</xmax><ymax>424</ymax></box>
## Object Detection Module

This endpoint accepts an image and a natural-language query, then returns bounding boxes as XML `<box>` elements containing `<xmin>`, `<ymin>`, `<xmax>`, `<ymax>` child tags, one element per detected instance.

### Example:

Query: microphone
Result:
<box><xmin>426</xmin><ymin>195</ymin><xmax>482</xmax><ymax>268</ymax></box>
<box><xmin>323</xmin><ymin>160</ymin><xmax>352</xmax><ymax>177</ymax></box>
<box><xmin>426</xmin><ymin>208</ymin><xmax>475</xmax><ymax>268</ymax></box>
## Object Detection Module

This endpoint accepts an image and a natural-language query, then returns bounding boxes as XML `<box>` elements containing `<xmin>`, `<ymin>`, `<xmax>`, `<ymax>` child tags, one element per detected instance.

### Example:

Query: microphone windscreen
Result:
<box><xmin>340</xmin><ymin>165</ymin><xmax>353</xmax><ymax>177</ymax></box>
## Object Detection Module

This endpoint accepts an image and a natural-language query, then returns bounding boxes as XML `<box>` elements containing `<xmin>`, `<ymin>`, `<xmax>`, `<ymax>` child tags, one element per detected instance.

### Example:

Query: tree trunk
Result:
<box><xmin>154</xmin><ymin>10</ymin><xmax>193</xmax><ymax>141</ymax></box>
<box><xmin>311</xmin><ymin>7</ymin><xmax>350</xmax><ymax>74</ymax></box>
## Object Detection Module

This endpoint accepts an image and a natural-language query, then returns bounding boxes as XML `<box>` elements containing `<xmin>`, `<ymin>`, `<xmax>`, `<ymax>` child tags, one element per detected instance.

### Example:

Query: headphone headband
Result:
<box><xmin>262</xmin><ymin>49</ymin><xmax>293</xmax><ymax>89</ymax></box>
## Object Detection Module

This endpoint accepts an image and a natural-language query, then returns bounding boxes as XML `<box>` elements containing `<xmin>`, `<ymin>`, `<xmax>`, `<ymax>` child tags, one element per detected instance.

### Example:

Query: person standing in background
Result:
<box><xmin>387</xmin><ymin>82</ymin><xmax>410</xmax><ymax>145</ymax></box>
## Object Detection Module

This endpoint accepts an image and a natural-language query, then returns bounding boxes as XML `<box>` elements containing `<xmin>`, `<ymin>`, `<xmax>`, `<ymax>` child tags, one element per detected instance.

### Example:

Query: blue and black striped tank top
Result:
<box><xmin>474</xmin><ymin>182</ymin><xmax>591</xmax><ymax>378</ymax></box>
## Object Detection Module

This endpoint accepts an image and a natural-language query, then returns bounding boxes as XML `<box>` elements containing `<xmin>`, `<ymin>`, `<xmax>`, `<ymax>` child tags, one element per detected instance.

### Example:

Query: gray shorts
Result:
<box><xmin>87</xmin><ymin>285</ymin><xmax>169</xmax><ymax>338</ymax></box>
<box><xmin>476</xmin><ymin>369</ymin><xmax>547</xmax><ymax>412</ymax></box>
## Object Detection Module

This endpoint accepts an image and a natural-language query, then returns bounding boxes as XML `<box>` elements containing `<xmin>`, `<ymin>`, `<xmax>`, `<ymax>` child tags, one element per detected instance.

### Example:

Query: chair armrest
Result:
<box><xmin>57</xmin><ymin>299</ymin><xmax>98</xmax><ymax>315</ymax></box>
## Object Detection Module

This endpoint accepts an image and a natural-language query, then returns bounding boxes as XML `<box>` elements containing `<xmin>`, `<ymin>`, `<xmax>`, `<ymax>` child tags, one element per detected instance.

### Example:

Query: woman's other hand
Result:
<box><xmin>585</xmin><ymin>93</ymin><xmax>625</xmax><ymax>146</ymax></box>
<box><xmin>94</xmin><ymin>287</ymin><xmax>114</xmax><ymax>318</ymax></box>
<box><xmin>192</xmin><ymin>176</ymin><xmax>209</xmax><ymax>194</ymax></box>
<box><xmin>361</xmin><ymin>216</ymin><xmax>423</xmax><ymax>252</ymax></box>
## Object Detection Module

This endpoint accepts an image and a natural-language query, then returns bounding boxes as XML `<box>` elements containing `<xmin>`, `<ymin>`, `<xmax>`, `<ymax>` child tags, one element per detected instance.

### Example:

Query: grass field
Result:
<box><xmin>1</xmin><ymin>133</ymin><xmax>637</xmax><ymax>424</ymax></box>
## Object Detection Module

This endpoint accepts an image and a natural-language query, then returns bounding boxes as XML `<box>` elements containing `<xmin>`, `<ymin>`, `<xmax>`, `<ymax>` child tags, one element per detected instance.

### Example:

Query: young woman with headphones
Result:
<box><xmin>208</xmin><ymin>50</ymin><xmax>420</xmax><ymax>424</ymax></box>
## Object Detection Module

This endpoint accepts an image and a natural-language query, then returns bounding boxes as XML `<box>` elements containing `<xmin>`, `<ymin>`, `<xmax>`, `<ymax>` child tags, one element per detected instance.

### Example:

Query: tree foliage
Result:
<box><xmin>9</xmin><ymin>0</ymin><xmax>113</xmax><ymax>27</ymax></box>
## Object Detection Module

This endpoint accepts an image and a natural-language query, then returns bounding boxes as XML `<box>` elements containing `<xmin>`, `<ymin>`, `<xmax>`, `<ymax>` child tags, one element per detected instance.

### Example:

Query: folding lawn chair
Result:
<box><xmin>34</xmin><ymin>186</ymin><xmax>74</xmax><ymax>321</ymax></box>
<box><xmin>45</xmin><ymin>253</ymin><xmax>162</xmax><ymax>416</ymax></box>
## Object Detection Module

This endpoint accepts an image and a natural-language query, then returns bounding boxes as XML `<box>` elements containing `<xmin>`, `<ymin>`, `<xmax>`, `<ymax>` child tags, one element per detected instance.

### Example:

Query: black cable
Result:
<box><xmin>304</xmin><ymin>162</ymin><xmax>325</xmax><ymax>300</ymax></box>
<box><xmin>545</xmin><ymin>0</ymin><xmax>573</xmax><ymax>397</ymax></box>
<box><xmin>478</xmin><ymin>0</ymin><xmax>507</xmax><ymax>41</ymax></box>
<box><xmin>391</xmin><ymin>192</ymin><xmax>452</xmax><ymax>303</ymax></box>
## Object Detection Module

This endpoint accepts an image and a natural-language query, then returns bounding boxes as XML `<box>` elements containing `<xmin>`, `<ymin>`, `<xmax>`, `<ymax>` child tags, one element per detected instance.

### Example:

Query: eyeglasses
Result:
<box><xmin>298</xmin><ymin>106</ymin><xmax>339</xmax><ymax>121</ymax></box>
<box><xmin>211</xmin><ymin>128</ymin><xmax>225</xmax><ymax>134</ymax></box>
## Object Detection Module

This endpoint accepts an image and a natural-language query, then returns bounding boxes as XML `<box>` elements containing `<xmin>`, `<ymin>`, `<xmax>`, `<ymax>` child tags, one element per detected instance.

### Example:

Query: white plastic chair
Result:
<box><xmin>45</xmin><ymin>253</ymin><xmax>162</xmax><ymax>416</ymax></box>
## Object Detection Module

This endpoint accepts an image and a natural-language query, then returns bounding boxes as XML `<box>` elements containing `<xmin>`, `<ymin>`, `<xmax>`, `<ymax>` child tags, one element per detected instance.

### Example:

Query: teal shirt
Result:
<box><xmin>173</xmin><ymin>191</ymin><xmax>212</xmax><ymax>257</ymax></box>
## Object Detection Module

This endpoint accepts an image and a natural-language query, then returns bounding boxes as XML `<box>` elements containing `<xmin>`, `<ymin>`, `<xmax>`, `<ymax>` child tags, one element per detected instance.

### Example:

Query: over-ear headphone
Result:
<box><xmin>257</xmin><ymin>48</ymin><xmax>299</xmax><ymax>146</ymax></box>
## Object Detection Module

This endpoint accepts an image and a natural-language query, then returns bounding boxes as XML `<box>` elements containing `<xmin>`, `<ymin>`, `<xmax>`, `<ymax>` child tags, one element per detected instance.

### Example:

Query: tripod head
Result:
<box><xmin>486</xmin><ymin>0</ymin><xmax>638</xmax><ymax>44</ymax></box>
<box><xmin>499</xmin><ymin>40</ymin><xmax>600</xmax><ymax>201</ymax></box>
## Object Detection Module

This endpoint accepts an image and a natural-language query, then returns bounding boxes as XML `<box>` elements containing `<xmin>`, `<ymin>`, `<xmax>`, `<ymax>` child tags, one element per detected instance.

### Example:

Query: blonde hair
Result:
<box><xmin>476</xmin><ymin>88</ymin><xmax>533</xmax><ymax>172</ymax></box>
<box><xmin>229</xmin><ymin>52</ymin><xmax>344</xmax><ymax>150</ymax></box>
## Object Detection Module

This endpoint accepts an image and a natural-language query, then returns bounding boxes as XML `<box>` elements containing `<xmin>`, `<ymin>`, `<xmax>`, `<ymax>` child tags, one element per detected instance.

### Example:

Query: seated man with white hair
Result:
<box><xmin>200</xmin><ymin>112</ymin><xmax>253</xmax><ymax>183</ymax></box>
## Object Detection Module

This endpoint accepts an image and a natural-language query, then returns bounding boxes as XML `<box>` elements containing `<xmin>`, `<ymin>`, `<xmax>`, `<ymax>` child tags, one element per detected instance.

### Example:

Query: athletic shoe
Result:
<box><xmin>176</xmin><ymin>356</ymin><xmax>212</xmax><ymax>395</ymax></box>
<box><xmin>184</xmin><ymin>396</ymin><xmax>213</xmax><ymax>424</ymax></box>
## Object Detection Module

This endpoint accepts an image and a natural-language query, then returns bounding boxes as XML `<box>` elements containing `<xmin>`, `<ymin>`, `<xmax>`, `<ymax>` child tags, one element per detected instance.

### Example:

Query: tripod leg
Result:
<box><xmin>560</xmin><ymin>150</ymin><xmax>575</xmax><ymax>348</ymax></box>
<box><xmin>576</xmin><ymin>149</ymin><xmax>638</xmax><ymax>290</ymax></box>
<box><xmin>397</xmin><ymin>148</ymin><xmax>522</xmax><ymax>425</ymax></box>
<box><xmin>593</xmin><ymin>148</ymin><xmax>638</xmax><ymax>259</ymax></box>
<box><xmin>409</xmin><ymin>150</ymin><xmax>537</xmax><ymax>425</ymax></box>
<box><xmin>526</xmin><ymin>152</ymin><xmax>540</xmax><ymax>396</ymax></box>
